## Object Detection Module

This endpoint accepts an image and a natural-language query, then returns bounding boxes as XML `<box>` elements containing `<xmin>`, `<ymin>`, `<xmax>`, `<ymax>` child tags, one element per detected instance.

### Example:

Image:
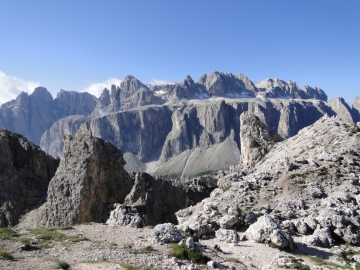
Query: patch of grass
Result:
<box><xmin>119</xmin><ymin>263</ymin><xmax>158</xmax><ymax>270</ymax></box>
<box><xmin>58</xmin><ymin>226</ymin><xmax>73</xmax><ymax>230</ymax></box>
<box><xmin>0</xmin><ymin>249</ymin><xmax>14</xmax><ymax>260</ymax></box>
<box><xmin>109</xmin><ymin>242</ymin><xmax>117</xmax><ymax>250</ymax></box>
<box><xmin>280</xmin><ymin>162</ymin><xmax>284</xmax><ymax>166</ymax></box>
<box><xmin>144</xmin><ymin>225</ymin><xmax>154</xmax><ymax>229</ymax></box>
<box><xmin>31</xmin><ymin>227</ymin><xmax>88</xmax><ymax>248</ymax></box>
<box><xmin>140</xmin><ymin>245</ymin><xmax>154</xmax><ymax>254</ymax></box>
<box><xmin>19</xmin><ymin>237</ymin><xmax>31</xmax><ymax>250</ymax></box>
<box><xmin>0</xmin><ymin>228</ymin><xmax>19</xmax><ymax>240</ymax></box>
<box><xmin>54</xmin><ymin>259</ymin><xmax>70</xmax><ymax>269</ymax></box>
<box><xmin>222</xmin><ymin>185</ymin><xmax>232</xmax><ymax>192</ymax></box>
<box><xmin>291</xmin><ymin>257</ymin><xmax>310</xmax><ymax>270</ymax></box>
<box><xmin>122</xmin><ymin>243</ymin><xmax>155</xmax><ymax>254</ymax></box>
<box><xmin>169</xmin><ymin>243</ymin><xmax>210</xmax><ymax>264</ymax></box>
<box><xmin>308</xmin><ymin>256</ymin><xmax>352</xmax><ymax>269</ymax></box>
<box><xmin>268</xmin><ymin>242</ymin><xmax>282</xmax><ymax>250</ymax></box>
<box><xmin>81</xmin><ymin>259</ymin><xmax>108</xmax><ymax>264</ymax></box>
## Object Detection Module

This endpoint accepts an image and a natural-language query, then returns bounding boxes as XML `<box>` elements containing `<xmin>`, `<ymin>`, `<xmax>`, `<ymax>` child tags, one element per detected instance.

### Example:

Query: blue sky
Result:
<box><xmin>0</xmin><ymin>0</ymin><xmax>359</xmax><ymax>104</ymax></box>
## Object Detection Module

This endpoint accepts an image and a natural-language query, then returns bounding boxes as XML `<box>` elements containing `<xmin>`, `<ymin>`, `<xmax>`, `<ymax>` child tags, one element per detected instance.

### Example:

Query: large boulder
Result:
<box><xmin>45</xmin><ymin>122</ymin><xmax>133</xmax><ymax>227</ymax></box>
<box><xmin>152</xmin><ymin>223</ymin><xmax>185</xmax><ymax>243</ymax></box>
<box><xmin>245</xmin><ymin>215</ymin><xmax>295</xmax><ymax>250</ymax></box>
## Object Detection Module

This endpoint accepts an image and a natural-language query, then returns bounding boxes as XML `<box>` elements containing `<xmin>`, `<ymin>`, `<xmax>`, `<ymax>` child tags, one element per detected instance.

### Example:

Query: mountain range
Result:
<box><xmin>0</xmin><ymin>71</ymin><xmax>359</xmax><ymax>179</ymax></box>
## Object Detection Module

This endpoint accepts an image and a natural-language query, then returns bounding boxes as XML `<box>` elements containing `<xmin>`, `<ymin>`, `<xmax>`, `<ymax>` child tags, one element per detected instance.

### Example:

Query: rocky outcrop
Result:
<box><xmin>45</xmin><ymin>123</ymin><xmax>133</xmax><ymax>227</ymax></box>
<box><xmin>328</xmin><ymin>97</ymin><xmax>355</xmax><ymax>124</ymax></box>
<box><xmin>240</xmin><ymin>112</ymin><xmax>281</xmax><ymax>168</ymax></box>
<box><xmin>176</xmin><ymin>116</ymin><xmax>360</xmax><ymax>247</ymax></box>
<box><xmin>106</xmin><ymin>172</ymin><xmax>217</xmax><ymax>226</ymax></box>
<box><xmin>0</xmin><ymin>87</ymin><xmax>97</xmax><ymax>145</ymax></box>
<box><xmin>0</xmin><ymin>129</ymin><xmax>59</xmax><ymax>227</ymax></box>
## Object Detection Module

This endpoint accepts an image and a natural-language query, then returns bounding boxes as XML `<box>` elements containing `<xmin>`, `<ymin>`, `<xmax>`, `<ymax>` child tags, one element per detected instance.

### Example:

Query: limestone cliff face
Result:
<box><xmin>46</xmin><ymin>123</ymin><xmax>133</xmax><ymax>227</ymax></box>
<box><xmin>0</xmin><ymin>129</ymin><xmax>59</xmax><ymax>227</ymax></box>
<box><xmin>352</xmin><ymin>96</ymin><xmax>360</xmax><ymax>123</ymax></box>
<box><xmin>91</xmin><ymin>106</ymin><xmax>173</xmax><ymax>162</ymax></box>
<box><xmin>328</xmin><ymin>97</ymin><xmax>355</xmax><ymax>124</ymax></box>
<box><xmin>0</xmin><ymin>87</ymin><xmax>97</xmax><ymax>145</ymax></box>
<box><xmin>54</xmin><ymin>90</ymin><xmax>97</xmax><ymax>118</ymax></box>
<box><xmin>40</xmin><ymin>98</ymin><xmax>334</xmax><ymax>178</ymax></box>
<box><xmin>240</xmin><ymin>112</ymin><xmax>281</xmax><ymax>168</ymax></box>
<box><xmin>40</xmin><ymin>115</ymin><xmax>89</xmax><ymax>158</ymax></box>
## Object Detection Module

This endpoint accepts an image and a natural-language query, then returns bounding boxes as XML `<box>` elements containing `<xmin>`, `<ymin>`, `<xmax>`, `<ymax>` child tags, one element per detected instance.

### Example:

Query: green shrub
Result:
<box><xmin>140</xmin><ymin>245</ymin><xmax>154</xmax><ymax>254</ymax></box>
<box><xmin>0</xmin><ymin>249</ymin><xmax>14</xmax><ymax>260</ymax></box>
<box><xmin>20</xmin><ymin>237</ymin><xmax>31</xmax><ymax>250</ymax></box>
<box><xmin>169</xmin><ymin>243</ymin><xmax>209</xmax><ymax>264</ymax></box>
<box><xmin>55</xmin><ymin>260</ymin><xmax>70</xmax><ymax>269</ymax></box>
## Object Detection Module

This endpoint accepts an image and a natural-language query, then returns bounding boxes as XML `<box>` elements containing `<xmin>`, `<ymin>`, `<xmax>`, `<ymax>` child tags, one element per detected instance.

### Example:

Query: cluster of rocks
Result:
<box><xmin>173</xmin><ymin>115</ymin><xmax>360</xmax><ymax>252</ymax></box>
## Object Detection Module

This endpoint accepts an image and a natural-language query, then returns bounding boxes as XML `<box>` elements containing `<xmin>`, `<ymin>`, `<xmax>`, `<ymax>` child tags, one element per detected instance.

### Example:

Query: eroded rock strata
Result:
<box><xmin>0</xmin><ymin>129</ymin><xmax>59</xmax><ymax>227</ymax></box>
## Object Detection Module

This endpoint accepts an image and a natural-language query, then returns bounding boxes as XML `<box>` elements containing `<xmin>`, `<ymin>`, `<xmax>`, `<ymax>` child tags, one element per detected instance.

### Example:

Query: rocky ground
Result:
<box><xmin>2</xmin><ymin>222</ymin><xmax>360</xmax><ymax>270</ymax></box>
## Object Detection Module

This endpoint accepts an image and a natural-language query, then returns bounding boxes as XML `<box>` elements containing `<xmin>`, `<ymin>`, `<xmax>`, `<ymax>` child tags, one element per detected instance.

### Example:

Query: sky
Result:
<box><xmin>0</xmin><ymin>0</ymin><xmax>359</xmax><ymax>105</ymax></box>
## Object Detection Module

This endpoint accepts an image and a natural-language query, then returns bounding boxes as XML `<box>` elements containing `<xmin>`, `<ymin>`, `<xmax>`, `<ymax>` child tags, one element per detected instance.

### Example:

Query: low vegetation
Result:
<box><xmin>222</xmin><ymin>185</ymin><xmax>232</xmax><ymax>192</ymax></box>
<box><xmin>122</xmin><ymin>243</ymin><xmax>155</xmax><ymax>254</ymax></box>
<box><xmin>54</xmin><ymin>259</ymin><xmax>70</xmax><ymax>270</ymax></box>
<box><xmin>19</xmin><ymin>237</ymin><xmax>32</xmax><ymax>250</ymax></box>
<box><xmin>291</xmin><ymin>257</ymin><xmax>310</xmax><ymax>270</ymax></box>
<box><xmin>30</xmin><ymin>227</ymin><xmax>88</xmax><ymax>248</ymax></box>
<box><xmin>308</xmin><ymin>256</ymin><xmax>353</xmax><ymax>270</ymax></box>
<box><xmin>0</xmin><ymin>248</ymin><xmax>14</xmax><ymax>261</ymax></box>
<box><xmin>169</xmin><ymin>243</ymin><xmax>210</xmax><ymax>264</ymax></box>
<box><xmin>120</xmin><ymin>263</ymin><xmax>158</xmax><ymax>270</ymax></box>
<box><xmin>0</xmin><ymin>228</ymin><xmax>19</xmax><ymax>240</ymax></box>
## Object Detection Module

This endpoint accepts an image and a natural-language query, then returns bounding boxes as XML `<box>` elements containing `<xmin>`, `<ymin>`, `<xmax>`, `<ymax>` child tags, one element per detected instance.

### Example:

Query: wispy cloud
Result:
<box><xmin>0</xmin><ymin>70</ymin><xmax>40</xmax><ymax>105</ymax></box>
<box><xmin>82</xmin><ymin>78</ymin><xmax>122</xmax><ymax>97</ymax></box>
<box><xmin>148</xmin><ymin>79</ymin><xmax>175</xmax><ymax>85</ymax></box>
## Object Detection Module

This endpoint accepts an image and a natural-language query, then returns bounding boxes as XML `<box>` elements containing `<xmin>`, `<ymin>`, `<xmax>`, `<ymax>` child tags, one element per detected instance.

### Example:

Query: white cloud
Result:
<box><xmin>148</xmin><ymin>79</ymin><xmax>175</xmax><ymax>85</ymax></box>
<box><xmin>82</xmin><ymin>78</ymin><xmax>122</xmax><ymax>97</ymax></box>
<box><xmin>0</xmin><ymin>70</ymin><xmax>40</xmax><ymax>105</ymax></box>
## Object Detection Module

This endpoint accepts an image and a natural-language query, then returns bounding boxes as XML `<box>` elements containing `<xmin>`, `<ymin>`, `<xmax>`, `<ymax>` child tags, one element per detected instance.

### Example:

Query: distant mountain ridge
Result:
<box><xmin>0</xmin><ymin>71</ymin><xmax>359</xmax><ymax>179</ymax></box>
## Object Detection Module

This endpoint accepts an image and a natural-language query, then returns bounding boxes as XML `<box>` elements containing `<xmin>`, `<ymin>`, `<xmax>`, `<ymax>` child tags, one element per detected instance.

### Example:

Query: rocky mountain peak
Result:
<box><xmin>46</xmin><ymin>122</ymin><xmax>133</xmax><ymax>226</ymax></box>
<box><xmin>120</xmin><ymin>75</ymin><xmax>148</xmax><ymax>92</ymax></box>
<box><xmin>328</xmin><ymin>97</ymin><xmax>354</xmax><ymax>123</ymax></box>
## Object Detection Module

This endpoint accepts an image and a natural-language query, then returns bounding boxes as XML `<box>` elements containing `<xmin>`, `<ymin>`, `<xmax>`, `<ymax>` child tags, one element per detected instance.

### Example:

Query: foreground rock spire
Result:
<box><xmin>45</xmin><ymin>122</ymin><xmax>133</xmax><ymax>227</ymax></box>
